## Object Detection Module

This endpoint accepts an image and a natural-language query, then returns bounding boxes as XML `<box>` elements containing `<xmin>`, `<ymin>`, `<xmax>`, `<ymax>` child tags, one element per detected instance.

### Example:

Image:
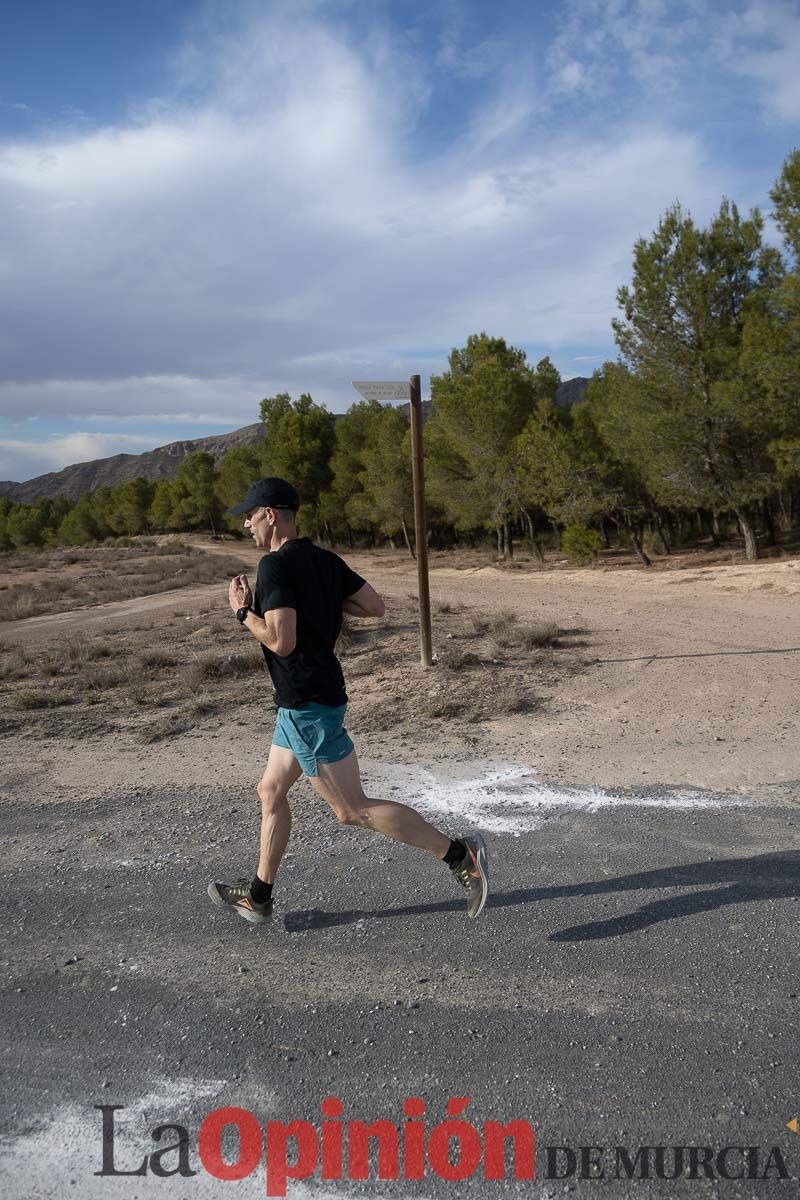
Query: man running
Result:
<box><xmin>207</xmin><ymin>476</ymin><xmax>489</xmax><ymax>923</ymax></box>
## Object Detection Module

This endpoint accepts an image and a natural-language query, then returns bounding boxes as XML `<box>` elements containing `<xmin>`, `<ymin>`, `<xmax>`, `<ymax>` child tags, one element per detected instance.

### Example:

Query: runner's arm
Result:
<box><xmin>229</xmin><ymin>573</ymin><xmax>297</xmax><ymax>655</ymax></box>
<box><xmin>242</xmin><ymin>607</ymin><xmax>297</xmax><ymax>656</ymax></box>
<box><xmin>342</xmin><ymin>582</ymin><xmax>385</xmax><ymax>619</ymax></box>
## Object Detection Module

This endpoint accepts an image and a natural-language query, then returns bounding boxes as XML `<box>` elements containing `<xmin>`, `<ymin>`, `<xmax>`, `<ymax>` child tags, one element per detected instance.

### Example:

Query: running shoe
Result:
<box><xmin>207</xmin><ymin>879</ymin><xmax>273</xmax><ymax>924</ymax></box>
<box><xmin>450</xmin><ymin>833</ymin><xmax>489</xmax><ymax>918</ymax></box>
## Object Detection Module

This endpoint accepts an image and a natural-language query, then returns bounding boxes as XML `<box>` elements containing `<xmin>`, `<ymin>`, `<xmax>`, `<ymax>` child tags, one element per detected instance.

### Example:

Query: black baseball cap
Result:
<box><xmin>229</xmin><ymin>477</ymin><xmax>300</xmax><ymax>516</ymax></box>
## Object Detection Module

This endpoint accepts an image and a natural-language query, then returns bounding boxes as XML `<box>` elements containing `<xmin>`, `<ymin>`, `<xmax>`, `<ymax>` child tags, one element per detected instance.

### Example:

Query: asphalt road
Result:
<box><xmin>2</xmin><ymin>774</ymin><xmax>799</xmax><ymax>1198</ymax></box>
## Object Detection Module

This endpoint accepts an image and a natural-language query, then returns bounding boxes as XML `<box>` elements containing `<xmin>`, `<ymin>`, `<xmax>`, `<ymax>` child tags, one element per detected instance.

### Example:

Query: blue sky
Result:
<box><xmin>1</xmin><ymin>0</ymin><xmax>799</xmax><ymax>482</ymax></box>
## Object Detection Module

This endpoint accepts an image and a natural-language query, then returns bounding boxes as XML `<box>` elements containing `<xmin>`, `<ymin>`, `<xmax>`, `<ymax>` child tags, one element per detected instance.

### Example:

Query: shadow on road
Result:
<box><xmin>283</xmin><ymin>851</ymin><xmax>800</xmax><ymax>941</ymax></box>
<box><xmin>549</xmin><ymin>849</ymin><xmax>800</xmax><ymax>940</ymax></box>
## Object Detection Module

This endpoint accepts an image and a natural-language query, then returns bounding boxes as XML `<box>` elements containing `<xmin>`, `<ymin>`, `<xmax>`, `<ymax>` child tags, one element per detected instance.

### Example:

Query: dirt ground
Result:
<box><xmin>1</xmin><ymin>538</ymin><xmax>798</xmax><ymax>808</ymax></box>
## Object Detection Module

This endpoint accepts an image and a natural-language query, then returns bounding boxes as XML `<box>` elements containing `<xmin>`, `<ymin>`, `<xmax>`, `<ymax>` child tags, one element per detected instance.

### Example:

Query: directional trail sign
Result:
<box><xmin>351</xmin><ymin>380</ymin><xmax>411</xmax><ymax>402</ymax></box>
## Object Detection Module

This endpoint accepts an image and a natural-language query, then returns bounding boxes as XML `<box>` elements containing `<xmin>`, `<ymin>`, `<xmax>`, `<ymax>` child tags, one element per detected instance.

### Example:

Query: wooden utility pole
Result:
<box><xmin>352</xmin><ymin>373</ymin><xmax>433</xmax><ymax>669</ymax></box>
<box><xmin>409</xmin><ymin>374</ymin><xmax>432</xmax><ymax>668</ymax></box>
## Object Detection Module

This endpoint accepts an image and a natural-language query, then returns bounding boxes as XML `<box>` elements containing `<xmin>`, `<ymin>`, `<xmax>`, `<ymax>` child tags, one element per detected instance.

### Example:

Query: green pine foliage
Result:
<box><xmin>427</xmin><ymin>334</ymin><xmax>542</xmax><ymax>534</ymax></box>
<box><xmin>259</xmin><ymin>392</ymin><xmax>335</xmax><ymax>536</ymax></box>
<box><xmin>561</xmin><ymin>523</ymin><xmax>605</xmax><ymax>565</ymax></box>
<box><xmin>169</xmin><ymin>452</ymin><xmax>223</xmax><ymax>534</ymax></box>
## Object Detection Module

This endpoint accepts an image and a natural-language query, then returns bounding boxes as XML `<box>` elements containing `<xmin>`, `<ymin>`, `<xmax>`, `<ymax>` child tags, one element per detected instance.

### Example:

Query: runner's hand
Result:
<box><xmin>229</xmin><ymin>574</ymin><xmax>253</xmax><ymax>612</ymax></box>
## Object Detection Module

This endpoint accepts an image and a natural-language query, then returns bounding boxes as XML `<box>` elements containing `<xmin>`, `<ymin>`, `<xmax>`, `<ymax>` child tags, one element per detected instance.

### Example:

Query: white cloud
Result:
<box><xmin>714</xmin><ymin>0</ymin><xmax>800</xmax><ymax>121</ymax></box>
<box><xmin>0</xmin><ymin>0</ymin><xmax>769</xmax><ymax>482</ymax></box>
<box><xmin>0</xmin><ymin>375</ymin><xmax>268</xmax><ymax>423</ymax></box>
<box><xmin>553</xmin><ymin>60</ymin><xmax>587</xmax><ymax>94</ymax></box>
<box><xmin>436</xmin><ymin>22</ymin><xmax>515</xmax><ymax>82</ymax></box>
<box><xmin>548</xmin><ymin>0</ymin><xmax>800</xmax><ymax>122</ymax></box>
<box><xmin>0</xmin><ymin>432</ymin><xmax>161</xmax><ymax>482</ymax></box>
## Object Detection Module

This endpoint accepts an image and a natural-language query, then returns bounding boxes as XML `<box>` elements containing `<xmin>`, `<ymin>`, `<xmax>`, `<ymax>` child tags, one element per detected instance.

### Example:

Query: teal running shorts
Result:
<box><xmin>272</xmin><ymin>702</ymin><xmax>354</xmax><ymax>777</ymax></box>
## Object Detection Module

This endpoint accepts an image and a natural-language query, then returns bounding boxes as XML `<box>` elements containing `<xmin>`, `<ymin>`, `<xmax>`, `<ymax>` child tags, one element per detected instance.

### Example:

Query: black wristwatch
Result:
<box><xmin>236</xmin><ymin>605</ymin><xmax>251</xmax><ymax>625</ymax></box>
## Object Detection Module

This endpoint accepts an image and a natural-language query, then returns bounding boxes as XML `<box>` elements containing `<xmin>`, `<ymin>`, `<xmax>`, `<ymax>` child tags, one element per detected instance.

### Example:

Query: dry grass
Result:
<box><xmin>76</xmin><ymin>665</ymin><xmax>128</xmax><ymax>692</ymax></box>
<box><xmin>492</xmin><ymin>679</ymin><xmax>535</xmax><ymax>713</ymax></box>
<box><xmin>0</xmin><ymin>543</ymin><xmax>248</xmax><ymax>622</ymax></box>
<box><xmin>340</xmin><ymin>596</ymin><xmax>569</xmax><ymax>733</ymax></box>
<box><xmin>184</xmin><ymin>650</ymin><xmax>255</xmax><ymax>687</ymax></box>
<box><xmin>186</xmin><ymin>693</ymin><xmax>225</xmax><ymax>718</ymax></box>
<box><xmin>0</xmin><ymin>595</ymin><xmax>263</xmax><ymax>741</ymax></box>
<box><xmin>422</xmin><ymin>696</ymin><xmax>474</xmax><ymax>719</ymax></box>
<box><xmin>138</xmin><ymin>649</ymin><xmax>180</xmax><ymax>671</ymax></box>
<box><xmin>62</xmin><ymin>637</ymin><xmax>114</xmax><ymax>668</ymax></box>
<box><xmin>12</xmin><ymin>689</ymin><xmax>73</xmax><ymax>710</ymax></box>
<box><xmin>434</xmin><ymin>600</ymin><xmax>466</xmax><ymax>615</ymax></box>
<box><xmin>0</xmin><ymin>651</ymin><xmax>31</xmax><ymax>681</ymax></box>
<box><xmin>441</xmin><ymin>648</ymin><xmax>483</xmax><ymax>671</ymax></box>
<box><xmin>514</xmin><ymin>620</ymin><xmax>560</xmax><ymax>649</ymax></box>
<box><xmin>138</xmin><ymin>712</ymin><xmax>193</xmax><ymax>743</ymax></box>
<box><xmin>126</xmin><ymin>685</ymin><xmax>171</xmax><ymax>708</ymax></box>
<box><xmin>0</xmin><ymin>549</ymin><xmax>576</xmax><ymax>742</ymax></box>
<box><xmin>461</xmin><ymin>610</ymin><xmax>559</xmax><ymax>650</ymax></box>
<box><xmin>483</xmin><ymin>613</ymin><xmax>518</xmax><ymax>646</ymax></box>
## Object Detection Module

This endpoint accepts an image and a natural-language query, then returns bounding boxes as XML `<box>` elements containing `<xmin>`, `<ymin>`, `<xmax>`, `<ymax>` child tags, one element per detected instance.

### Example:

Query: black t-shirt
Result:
<box><xmin>252</xmin><ymin>538</ymin><xmax>366</xmax><ymax>708</ymax></box>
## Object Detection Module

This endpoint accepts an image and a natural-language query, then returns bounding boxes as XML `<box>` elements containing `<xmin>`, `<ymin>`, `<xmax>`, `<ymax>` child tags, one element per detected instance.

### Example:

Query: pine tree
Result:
<box><xmin>427</xmin><ymin>333</ymin><xmax>540</xmax><ymax>555</ymax></box>
<box><xmin>322</xmin><ymin>398</ymin><xmax>384</xmax><ymax>545</ymax></box>
<box><xmin>259</xmin><ymin>393</ymin><xmax>335</xmax><ymax>535</ymax></box>
<box><xmin>106</xmin><ymin>478</ymin><xmax>154</xmax><ymax>536</ymax></box>
<box><xmin>6</xmin><ymin>504</ymin><xmax>46</xmax><ymax>549</ymax></box>
<box><xmin>770</xmin><ymin>148</ymin><xmax>800</xmax><ymax>265</ymax></box>
<box><xmin>58</xmin><ymin>494</ymin><xmax>100</xmax><ymax>545</ymax></box>
<box><xmin>611</xmin><ymin>199</ymin><xmax>782</xmax><ymax>559</ymax></box>
<box><xmin>169</xmin><ymin>452</ymin><xmax>222</xmax><ymax>533</ymax></box>
<box><xmin>216</xmin><ymin>445</ymin><xmax>263</xmax><ymax>532</ymax></box>
<box><xmin>358</xmin><ymin>405</ymin><xmax>415</xmax><ymax>554</ymax></box>
<box><xmin>148</xmin><ymin>480</ymin><xmax>176</xmax><ymax>533</ymax></box>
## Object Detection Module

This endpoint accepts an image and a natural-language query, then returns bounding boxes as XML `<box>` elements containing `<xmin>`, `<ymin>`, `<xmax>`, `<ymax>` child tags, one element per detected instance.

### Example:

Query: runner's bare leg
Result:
<box><xmin>311</xmin><ymin>749</ymin><xmax>450</xmax><ymax>858</ymax></box>
<box><xmin>256</xmin><ymin>744</ymin><xmax>303</xmax><ymax>882</ymax></box>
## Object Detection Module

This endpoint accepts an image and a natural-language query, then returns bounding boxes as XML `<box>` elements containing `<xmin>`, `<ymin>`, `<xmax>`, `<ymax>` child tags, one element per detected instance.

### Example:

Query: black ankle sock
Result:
<box><xmin>250</xmin><ymin>875</ymin><xmax>273</xmax><ymax>904</ymax></box>
<box><xmin>443</xmin><ymin>838</ymin><xmax>467</xmax><ymax>867</ymax></box>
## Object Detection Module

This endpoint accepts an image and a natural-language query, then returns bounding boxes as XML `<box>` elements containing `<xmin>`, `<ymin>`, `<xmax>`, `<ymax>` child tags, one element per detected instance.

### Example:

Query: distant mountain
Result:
<box><xmin>0</xmin><ymin>422</ymin><xmax>266</xmax><ymax>505</ymax></box>
<box><xmin>555</xmin><ymin>375</ymin><xmax>590</xmax><ymax>408</ymax></box>
<box><xmin>0</xmin><ymin>380</ymin><xmax>588</xmax><ymax>503</ymax></box>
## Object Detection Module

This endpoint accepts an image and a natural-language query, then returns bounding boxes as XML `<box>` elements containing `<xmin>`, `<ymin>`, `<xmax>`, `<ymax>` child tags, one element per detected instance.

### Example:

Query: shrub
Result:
<box><xmin>483</xmin><ymin>610</ymin><xmax>519</xmax><ymax>647</ymax></box>
<box><xmin>561</xmin><ymin>523</ymin><xmax>604</xmax><ymax>565</ymax></box>
<box><xmin>0</xmin><ymin>653</ymin><xmax>29</xmax><ymax>681</ymax></box>
<box><xmin>0</xmin><ymin>588</ymin><xmax>33</xmax><ymax>622</ymax></box>
<box><xmin>469</xmin><ymin>615</ymin><xmax>490</xmax><ymax>636</ymax></box>
<box><xmin>424</xmin><ymin>697</ymin><xmax>466</xmax><ymax>718</ymax></box>
<box><xmin>13</xmin><ymin>690</ymin><xmax>72</xmax><ymax>709</ymax></box>
<box><xmin>516</xmin><ymin>621</ymin><xmax>560</xmax><ymax>649</ymax></box>
<box><xmin>493</xmin><ymin>680</ymin><xmax>534</xmax><ymax>713</ymax></box>
<box><xmin>185</xmin><ymin>650</ymin><xmax>255</xmax><ymax>685</ymax></box>
<box><xmin>76</xmin><ymin>666</ymin><xmax>127</xmax><ymax>692</ymax></box>
<box><xmin>39</xmin><ymin>651</ymin><xmax>65</xmax><ymax>677</ymax></box>
<box><xmin>139</xmin><ymin>649</ymin><xmax>180</xmax><ymax>671</ymax></box>
<box><xmin>61</xmin><ymin>637</ymin><xmax>114</xmax><ymax>669</ymax></box>
<box><xmin>139</xmin><ymin>713</ymin><xmax>193</xmax><ymax>742</ymax></box>
<box><xmin>445</xmin><ymin>649</ymin><xmax>482</xmax><ymax>670</ymax></box>
<box><xmin>127</xmin><ymin>686</ymin><xmax>171</xmax><ymax>707</ymax></box>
